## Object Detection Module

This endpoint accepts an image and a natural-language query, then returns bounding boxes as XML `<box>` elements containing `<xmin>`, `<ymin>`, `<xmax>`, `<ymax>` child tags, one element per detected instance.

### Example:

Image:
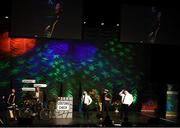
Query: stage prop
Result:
<box><xmin>21</xmin><ymin>87</ymin><xmax>35</xmax><ymax>92</ymax></box>
<box><xmin>166</xmin><ymin>84</ymin><xmax>179</xmax><ymax>117</ymax></box>
<box><xmin>52</xmin><ymin>97</ymin><xmax>73</xmax><ymax>118</ymax></box>
<box><xmin>141</xmin><ymin>86</ymin><xmax>158</xmax><ymax>112</ymax></box>
<box><xmin>22</xmin><ymin>79</ymin><xmax>36</xmax><ymax>83</ymax></box>
<box><xmin>34</xmin><ymin>84</ymin><xmax>47</xmax><ymax>88</ymax></box>
<box><xmin>141</xmin><ymin>98</ymin><xmax>158</xmax><ymax>112</ymax></box>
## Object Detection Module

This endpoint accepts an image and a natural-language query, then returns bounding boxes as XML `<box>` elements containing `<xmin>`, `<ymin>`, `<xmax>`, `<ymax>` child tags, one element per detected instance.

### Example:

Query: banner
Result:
<box><xmin>22</xmin><ymin>79</ymin><xmax>36</xmax><ymax>83</ymax></box>
<box><xmin>54</xmin><ymin>97</ymin><xmax>73</xmax><ymax>118</ymax></box>
<box><xmin>166</xmin><ymin>91</ymin><xmax>178</xmax><ymax>117</ymax></box>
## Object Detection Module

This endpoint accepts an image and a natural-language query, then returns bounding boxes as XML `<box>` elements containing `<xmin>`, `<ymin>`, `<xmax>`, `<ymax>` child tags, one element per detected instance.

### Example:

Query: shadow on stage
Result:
<box><xmin>1</xmin><ymin>111</ymin><xmax>179</xmax><ymax>127</ymax></box>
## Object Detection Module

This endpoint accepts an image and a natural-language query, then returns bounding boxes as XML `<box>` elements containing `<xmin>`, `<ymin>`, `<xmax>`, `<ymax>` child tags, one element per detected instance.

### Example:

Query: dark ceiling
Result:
<box><xmin>1</xmin><ymin>0</ymin><xmax>180</xmax><ymax>44</ymax></box>
<box><xmin>0</xmin><ymin>0</ymin><xmax>179</xmax><ymax>20</ymax></box>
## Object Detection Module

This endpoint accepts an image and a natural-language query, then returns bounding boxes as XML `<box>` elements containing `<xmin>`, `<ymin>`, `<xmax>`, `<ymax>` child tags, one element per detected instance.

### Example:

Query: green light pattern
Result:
<box><xmin>0</xmin><ymin>38</ymin><xmax>145</xmax><ymax>108</ymax></box>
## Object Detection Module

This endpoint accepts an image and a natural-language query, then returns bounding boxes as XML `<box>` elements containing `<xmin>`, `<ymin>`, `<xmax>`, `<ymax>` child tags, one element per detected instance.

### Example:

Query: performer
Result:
<box><xmin>81</xmin><ymin>90</ymin><xmax>92</xmax><ymax>119</ymax></box>
<box><xmin>101</xmin><ymin>89</ymin><xmax>111</xmax><ymax>115</ymax></box>
<box><xmin>44</xmin><ymin>0</ymin><xmax>63</xmax><ymax>38</ymax></box>
<box><xmin>32</xmin><ymin>86</ymin><xmax>43</xmax><ymax>117</ymax></box>
<box><xmin>102</xmin><ymin>89</ymin><xmax>111</xmax><ymax>114</ymax></box>
<box><xmin>0</xmin><ymin>96</ymin><xmax>7</xmax><ymax>126</ymax></box>
<box><xmin>33</xmin><ymin>86</ymin><xmax>44</xmax><ymax>103</ymax></box>
<box><xmin>100</xmin><ymin>89</ymin><xmax>113</xmax><ymax>126</ymax></box>
<box><xmin>119</xmin><ymin>89</ymin><xmax>133</xmax><ymax>121</ymax></box>
<box><xmin>147</xmin><ymin>6</ymin><xmax>161</xmax><ymax>43</ymax></box>
<box><xmin>7</xmin><ymin>88</ymin><xmax>16</xmax><ymax>106</ymax></box>
<box><xmin>7</xmin><ymin>88</ymin><xmax>18</xmax><ymax>120</ymax></box>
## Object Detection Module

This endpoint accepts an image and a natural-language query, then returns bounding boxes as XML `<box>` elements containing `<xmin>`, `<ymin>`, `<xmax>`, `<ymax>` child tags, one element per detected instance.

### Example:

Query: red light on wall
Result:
<box><xmin>0</xmin><ymin>32</ymin><xmax>37</xmax><ymax>56</ymax></box>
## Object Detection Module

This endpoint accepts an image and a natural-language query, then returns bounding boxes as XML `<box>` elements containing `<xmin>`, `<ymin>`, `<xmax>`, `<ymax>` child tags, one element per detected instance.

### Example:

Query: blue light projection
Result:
<box><xmin>0</xmin><ymin>38</ymin><xmax>145</xmax><ymax>109</ymax></box>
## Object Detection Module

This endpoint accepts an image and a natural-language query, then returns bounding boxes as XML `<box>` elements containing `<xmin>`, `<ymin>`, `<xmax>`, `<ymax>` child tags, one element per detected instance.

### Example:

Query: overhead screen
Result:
<box><xmin>120</xmin><ymin>3</ymin><xmax>180</xmax><ymax>44</ymax></box>
<box><xmin>10</xmin><ymin>0</ymin><xmax>82</xmax><ymax>40</ymax></box>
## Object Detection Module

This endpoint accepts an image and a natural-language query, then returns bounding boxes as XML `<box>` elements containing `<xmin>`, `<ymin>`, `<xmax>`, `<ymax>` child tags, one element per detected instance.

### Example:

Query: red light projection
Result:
<box><xmin>0</xmin><ymin>32</ymin><xmax>37</xmax><ymax>56</ymax></box>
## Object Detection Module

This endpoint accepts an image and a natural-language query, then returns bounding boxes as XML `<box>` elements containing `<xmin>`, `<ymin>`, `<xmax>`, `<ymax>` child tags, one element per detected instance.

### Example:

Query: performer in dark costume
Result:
<box><xmin>7</xmin><ymin>88</ymin><xmax>18</xmax><ymax>120</ymax></box>
<box><xmin>44</xmin><ymin>0</ymin><xmax>64</xmax><ymax>38</ymax></box>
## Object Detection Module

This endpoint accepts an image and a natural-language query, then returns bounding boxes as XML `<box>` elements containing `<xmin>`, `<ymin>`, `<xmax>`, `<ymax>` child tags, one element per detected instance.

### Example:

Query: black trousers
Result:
<box><xmin>102</xmin><ymin>102</ymin><xmax>110</xmax><ymax>116</ymax></box>
<box><xmin>120</xmin><ymin>104</ymin><xmax>129</xmax><ymax>120</ymax></box>
<box><xmin>82</xmin><ymin>104</ymin><xmax>89</xmax><ymax>119</ymax></box>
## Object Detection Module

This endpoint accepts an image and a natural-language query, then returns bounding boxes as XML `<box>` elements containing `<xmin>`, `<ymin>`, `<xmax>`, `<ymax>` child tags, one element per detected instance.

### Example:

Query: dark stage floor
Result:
<box><xmin>2</xmin><ymin>111</ymin><xmax>180</xmax><ymax>127</ymax></box>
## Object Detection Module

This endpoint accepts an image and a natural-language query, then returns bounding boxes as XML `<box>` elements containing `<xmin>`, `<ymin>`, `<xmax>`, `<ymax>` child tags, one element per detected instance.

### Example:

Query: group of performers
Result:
<box><xmin>80</xmin><ymin>88</ymin><xmax>134</xmax><ymax>125</ymax></box>
<box><xmin>0</xmin><ymin>86</ymin><xmax>45</xmax><ymax>125</ymax></box>
<box><xmin>1</xmin><ymin>86</ymin><xmax>133</xmax><ymax>126</ymax></box>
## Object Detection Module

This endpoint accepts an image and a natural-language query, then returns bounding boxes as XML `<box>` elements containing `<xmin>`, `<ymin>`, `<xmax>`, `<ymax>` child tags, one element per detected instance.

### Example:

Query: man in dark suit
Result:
<box><xmin>44</xmin><ymin>0</ymin><xmax>64</xmax><ymax>38</ymax></box>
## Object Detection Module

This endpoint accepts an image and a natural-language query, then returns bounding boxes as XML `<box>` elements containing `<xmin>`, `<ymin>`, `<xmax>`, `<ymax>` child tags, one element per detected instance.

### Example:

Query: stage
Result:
<box><xmin>4</xmin><ymin>111</ymin><xmax>179</xmax><ymax>127</ymax></box>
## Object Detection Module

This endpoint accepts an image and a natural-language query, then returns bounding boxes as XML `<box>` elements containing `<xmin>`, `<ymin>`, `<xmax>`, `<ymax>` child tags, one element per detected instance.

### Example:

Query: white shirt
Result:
<box><xmin>35</xmin><ymin>92</ymin><xmax>40</xmax><ymax>98</ymax></box>
<box><xmin>81</xmin><ymin>94</ymin><xmax>92</xmax><ymax>106</ymax></box>
<box><xmin>119</xmin><ymin>91</ymin><xmax>133</xmax><ymax>106</ymax></box>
